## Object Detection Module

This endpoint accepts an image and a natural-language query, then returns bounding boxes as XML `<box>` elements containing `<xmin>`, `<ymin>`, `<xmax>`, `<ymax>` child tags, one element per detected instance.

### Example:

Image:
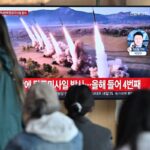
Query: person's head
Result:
<box><xmin>133</xmin><ymin>32</ymin><xmax>144</xmax><ymax>47</ymax></box>
<box><xmin>64</xmin><ymin>85</ymin><xmax>94</xmax><ymax>118</ymax></box>
<box><xmin>116</xmin><ymin>89</ymin><xmax>150</xmax><ymax>150</ymax></box>
<box><xmin>23</xmin><ymin>83</ymin><xmax>60</xmax><ymax>124</ymax></box>
<box><xmin>0</xmin><ymin>15</ymin><xmax>24</xmax><ymax>102</ymax></box>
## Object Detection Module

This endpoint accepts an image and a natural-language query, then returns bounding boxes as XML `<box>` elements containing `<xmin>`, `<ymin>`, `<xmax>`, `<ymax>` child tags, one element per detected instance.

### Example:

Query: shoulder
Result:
<box><xmin>92</xmin><ymin>123</ymin><xmax>112</xmax><ymax>137</ymax></box>
<box><xmin>5</xmin><ymin>131</ymin><xmax>83</xmax><ymax>150</ymax></box>
<box><xmin>137</xmin><ymin>132</ymin><xmax>150</xmax><ymax>150</ymax></box>
<box><xmin>75</xmin><ymin>117</ymin><xmax>112</xmax><ymax>138</ymax></box>
<box><xmin>89</xmin><ymin>121</ymin><xmax>112</xmax><ymax>139</ymax></box>
<box><xmin>5</xmin><ymin>132</ymin><xmax>43</xmax><ymax>150</ymax></box>
<box><xmin>87</xmin><ymin>118</ymin><xmax>111</xmax><ymax>135</ymax></box>
<box><xmin>142</xmin><ymin>44</ymin><xmax>146</xmax><ymax>48</ymax></box>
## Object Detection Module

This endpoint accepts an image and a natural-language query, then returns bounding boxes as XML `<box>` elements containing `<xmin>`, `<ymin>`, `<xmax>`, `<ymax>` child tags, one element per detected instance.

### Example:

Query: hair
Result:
<box><xmin>134</xmin><ymin>32</ymin><xmax>143</xmax><ymax>38</ymax></box>
<box><xmin>115</xmin><ymin>89</ymin><xmax>150</xmax><ymax>150</ymax></box>
<box><xmin>24</xmin><ymin>83</ymin><xmax>60</xmax><ymax>123</ymax></box>
<box><xmin>64</xmin><ymin>85</ymin><xmax>94</xmax><ymax>118</ymax></box>
<box><xmin>0</xmin><ymin>15</ymin><xmax>24</xmax><ymax>102</ymax></box>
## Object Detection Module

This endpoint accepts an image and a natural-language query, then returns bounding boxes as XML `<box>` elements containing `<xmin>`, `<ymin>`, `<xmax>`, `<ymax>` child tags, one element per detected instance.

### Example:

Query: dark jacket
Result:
<box><xmin>73</xmin><ymin>116</ymin><xmax>112</xmax><ymax>150</ymax></box>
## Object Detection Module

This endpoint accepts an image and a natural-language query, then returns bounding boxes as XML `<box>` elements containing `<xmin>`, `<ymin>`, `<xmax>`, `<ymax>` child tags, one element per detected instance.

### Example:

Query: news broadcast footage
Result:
<box><xmin>2</xmin><ymin>7</ymin><xmax>150</xmax><ymax>99</ymax></box>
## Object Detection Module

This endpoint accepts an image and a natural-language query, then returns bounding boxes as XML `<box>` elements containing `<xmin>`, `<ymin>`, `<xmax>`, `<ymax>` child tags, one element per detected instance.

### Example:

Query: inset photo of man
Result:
<box><xmin>127</xmin><ymin>30</ymin><xmax>149</xmax><ymax>56</ymax></box>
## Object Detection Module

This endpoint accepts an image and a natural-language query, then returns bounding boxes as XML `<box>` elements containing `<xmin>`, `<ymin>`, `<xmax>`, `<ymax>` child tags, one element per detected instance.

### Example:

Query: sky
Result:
<box><xmin>72</xmin><ymin>7</ymin><xmax>150</xmax><ymax>15</ymax></box>
<box><xmin>0</xmin><ymin>7</ymin><xmax>150</xmax><ymax>15</ymax></box>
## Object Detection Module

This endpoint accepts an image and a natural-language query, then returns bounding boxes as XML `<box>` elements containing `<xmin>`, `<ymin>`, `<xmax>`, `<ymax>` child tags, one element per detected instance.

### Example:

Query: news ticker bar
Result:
<box><xmin>23</xmin><ymin>78</ymin><xmax>150</xmax><ymax>92</ymax></box>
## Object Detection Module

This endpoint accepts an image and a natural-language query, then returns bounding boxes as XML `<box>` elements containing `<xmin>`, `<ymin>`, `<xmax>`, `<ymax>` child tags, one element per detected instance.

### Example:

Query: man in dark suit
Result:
<box><xmin>128</xmin><ymin>32</ymin><xmax>147</xmax><ymax>52</ymax></box>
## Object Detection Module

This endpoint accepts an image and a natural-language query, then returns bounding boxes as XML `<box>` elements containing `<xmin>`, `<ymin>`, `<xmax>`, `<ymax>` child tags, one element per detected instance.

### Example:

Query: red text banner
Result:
<box><xmin>0</xmin><ymin>10</ymin><xmax>28</xmax><ymax>16</ymax></box>
<box><xmin>23</xmin><ymin>78</ymin><xmax>150</xmax><ymax>92</ymax></box>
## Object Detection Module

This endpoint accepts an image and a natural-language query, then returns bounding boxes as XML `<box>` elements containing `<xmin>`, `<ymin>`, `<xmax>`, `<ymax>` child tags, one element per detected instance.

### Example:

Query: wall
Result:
<box><xmin>127</xmin><ymin>0</ymin><xmax>150</xmax><ymax>5</ymax></box>
<box><xmin>47</xmin><ymin>0</ymin><xmax>96</xmax><ymax>5</ymax></box>
<box><xmin>1</xmin><ymin>0</ymin><xmax>150</xmax><ymax>5</ymax></box>
<box><xmin>0</xmin><ymin>0</ymin><xmax>95</xmax><ymax>5</ymax></box>
<box><xmin>99</xmin><ymin>0</ymin><xmax>125</xmax><ymax>5</ymax></box>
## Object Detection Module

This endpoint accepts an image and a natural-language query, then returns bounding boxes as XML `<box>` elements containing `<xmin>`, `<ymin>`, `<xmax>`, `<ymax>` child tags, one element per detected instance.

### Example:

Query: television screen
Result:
<box><xmin>2</xmin><ymin>6</ymin><xmax>150</xmax><ymax>99</ymax></box>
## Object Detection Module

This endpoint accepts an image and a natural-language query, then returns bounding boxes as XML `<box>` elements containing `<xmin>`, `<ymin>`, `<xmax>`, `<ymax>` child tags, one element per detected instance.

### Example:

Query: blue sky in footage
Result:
<box><xmin>0</xmin><ymin>7</ymin><xmax>150</xmax><ymax>15</ymax></box>
<box><xmin>74</xmin><ymin>7</ymin><xmax>150</xmax><ymax>15</ymax></box>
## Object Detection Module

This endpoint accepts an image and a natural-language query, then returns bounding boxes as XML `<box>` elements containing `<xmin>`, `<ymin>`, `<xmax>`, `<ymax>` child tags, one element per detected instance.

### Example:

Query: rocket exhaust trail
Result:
<box><xmin>92</xmin><ymin>9</ymin><xmax>109</xmax><ymax>77</ymax></box>
<box><xmin>49</xmin><ymin>33</ymin><xmax>62</xmax><ymax>55</ymax></box>
<box><xmin>20</xmin><ymin>17</ymin><xmax>37</xmax><ymax>47</ymax></box>
<box><xmin>94</xmin><ymin>23</ymin><xmax>109</xmax><ymax>77</ymax></box>
<box><xmin>58</xmin><ymin>16</ymin><xmax>76</xmax><ymax>59</ymax></box>
<box><xmin>35</xmin><ymin>23</ymin><xmax>53</xmax><ymax>54</ymax></box>
<box><xmin>31</xmin><ymin>25</ymin><xmax>44</xmax><ymax>49</ymax></box>
<box><xmin>62</xmin><ymin>26</ymin><xmax>77</xmax><ymax>64</ymax></box>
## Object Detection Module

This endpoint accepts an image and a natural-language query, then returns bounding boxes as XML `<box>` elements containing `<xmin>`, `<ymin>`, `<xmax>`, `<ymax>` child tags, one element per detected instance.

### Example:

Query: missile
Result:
<box><xmin>92</xmin><ymin>9</ymin><xmax>97</xmax><ymax>23</ymax></box>
<box><xmin>58</xmin><ymin>16</ymin><xmax>64</xmax><ymax>26</ymax></box>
